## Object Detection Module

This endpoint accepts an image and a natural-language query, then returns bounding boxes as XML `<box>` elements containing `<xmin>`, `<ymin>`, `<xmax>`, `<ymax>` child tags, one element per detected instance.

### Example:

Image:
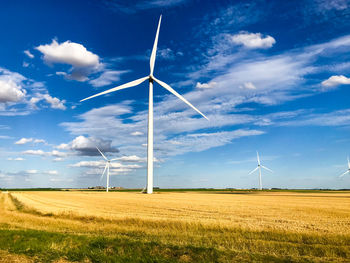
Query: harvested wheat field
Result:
<box><xmin>0</xmin><ymin>190</ymin><xmax>349</xmax><ymax>262</ymax></box>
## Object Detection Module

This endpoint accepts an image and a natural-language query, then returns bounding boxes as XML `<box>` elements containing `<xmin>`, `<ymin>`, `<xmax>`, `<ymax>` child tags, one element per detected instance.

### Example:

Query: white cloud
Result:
<box><xmin>0</xmin><ymin>67</ymin><xmax>66</xmax><ymax>115</ymax></box>
<box><xmin>165</xmin><ymin>129</ymin><xmax>264</xmax><ymax>155</ymax></box>
<box><xmin>26</xmin><ymin>169</ymin><xmax>38</xmax><ymax>174</ymax></box>
<box><xmin>71</xmin><ymin>160</ymin><xmax>141</xmax><ymax>174</ymax></box>
<box><xmin>321</xmin><ymin>75</ymin><xmax>350</xmax><ymax>87</ymax></box>
<box><xmin>15</xmin><ymin>137</ymin><xmax>46</xmax><ymax>145</ymax></box>
<box><xmin>34</xmin><ymin>139</ymin><xmax>46</xmax><ymax>144</ymax></box>
<box><xmin>240</xmin><ymin>82</ymin><xmax>256</xmax><ymax>90</ymax></box>
<box><xmin>157</xmin><ymin>48</ymin><xmax>176</xmax><ymax>60</ymax></box>
<box><xmin>36</xmin><ymin>40</ymin><xmax>101</xmax><ymax>81</ymax></box>
<box><xmin>22</xmin><ymin>149</ymin><xmax>67</xmax><ymax>158</ymax></box>
<box><xmin>131</xmin><ymin>131</ymin><xmax>143</xmax><ymax>136</ymax></box>
<box><xmin>47</xmin><ymin>170</ymin><xmax>58</xmax><ymax>175</ymax></box>
<box><xmin>56</xmin><ymin>143</ymin><xmax>70</xmax><ymax>150</ymax></box>
<box><xmin>117</xmin><ymin>155</ymin><xmax>145</xmax><ymax>162</ymax></box>
<box><xmin>51</xmin><ymin>150</ymin><xmax>66</xmax><ymax>157</ymax></box>
<box><xmin>0</xmin><ymin>79</ymin><xmax>26</xmax><ymax>103</ymax></box>
<box><xmin>15</xmin><ymin>138</ymin><xmax>33</xmax><ymax>145</ymax></box>
<box><xmin>42</xmin><ymin>94</ymin><xmax>66</xmax><ymax>110</ymax></box>
<box><xmin>89</xmin><ymin>70</ymin><xmax>128</xmax><ymax>87</ymax></box>
<box><xmin>231</xmin><ymin>32</ymin><xmax>276</xmax><ymax>49</ymax></box>
<box><xmin>24</xmin><ymin>50</ymin><xmax>34</xmax><ymax>59</ymax></box>
<box><xmin>30</xmin><ymin>93</ymin><xmax>66</xmax><ymax>110</ymax></box>
<box><xmin>279</xmin><ymin>109</ymin><xmax>350</xmax><ymax>127</ymax></box>
<box><xmin>196</xmin><ymin>82</ymin><xmax>217</xmax><ymax>89</ymax></box>
<box><xmin>22</xmin><ymin>149</ymin><xmax>45</xmax><ymax>156</ymax></box>
<box><xmin>36</xmin><ymin>39</ymin><xmax>99</xmax><ymax>68</ymax></box>
<box><xmin>7</xmin><ymin>157</ymin><xmax>25</xmax><ymax>161</ymax></box>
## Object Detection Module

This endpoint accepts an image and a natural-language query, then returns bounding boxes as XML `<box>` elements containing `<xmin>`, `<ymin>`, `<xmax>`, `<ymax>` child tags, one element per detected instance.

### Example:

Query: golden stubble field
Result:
<box><xmin>1</xmin><ymin>190</ymin><xmax>350</xmax><ymax>262</ymax></box>
<box><xmin>8</xmin><ymin>191</ymin><xmax>350</xmax><ymax>234</ymax></box>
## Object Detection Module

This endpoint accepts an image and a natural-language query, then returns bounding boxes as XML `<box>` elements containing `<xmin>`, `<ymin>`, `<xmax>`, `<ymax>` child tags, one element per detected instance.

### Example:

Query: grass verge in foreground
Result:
<box><xmin>0</xmin><ymin>228</ymin><xmax>298</xmax><ymax>263</ymax></box>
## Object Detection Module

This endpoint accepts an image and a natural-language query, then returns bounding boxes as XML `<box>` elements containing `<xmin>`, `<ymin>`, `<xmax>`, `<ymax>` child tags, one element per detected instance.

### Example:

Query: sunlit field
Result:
<box><xmin>0</xmin><ymin>190</ymin><xmax>349</xmax><ymax>262</ymax></box>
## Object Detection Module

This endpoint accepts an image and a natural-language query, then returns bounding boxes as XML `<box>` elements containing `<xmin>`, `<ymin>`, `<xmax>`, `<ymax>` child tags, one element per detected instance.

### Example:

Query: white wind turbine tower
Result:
<box><xmin>339</xmin><ymin>156</ymin><xmax>350</xmax><ymax>178</ymax></box>
<box><xmin>96</xmin><ymin>146</ymin><xmax>118</xmax><ymax>192</ymax></box>
<box><xmin>80</xmin><ymin>16</ymin><xmax>208</xmax><ymax>194</ymax></box>
<box><xmin>248</xmin><ymin>151</ymin><xmax>273</xmax><ymax>190</ymax></box>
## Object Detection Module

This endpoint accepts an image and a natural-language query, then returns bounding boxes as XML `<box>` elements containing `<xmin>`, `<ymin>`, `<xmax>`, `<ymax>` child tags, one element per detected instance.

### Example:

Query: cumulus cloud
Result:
<box><xmin>0</xmin><ymin>67</ymin><xmax>66</xmax><ymax>114</ymax></box>
<box><xmin>15</xmin><ymin>137</ymin><xmax>46</xmax><ymax>145</ymax></box>
<box><xmin>15</xmin><ymin>138</ymin><xmax>33</xmax><ymax>145</ymax></box>
<box><xmin>231</xmin><ymin>32</ymin><xmax>276</xmax><ymax>49</ymax></box>
<box><xmin>0</xmin><ymin>79</ymin><xmax>26</xmax><ymax>103</ymax></box>
<box><xmin>36</xmin><ymin>40</ymin><xmax>99</xmax><ymax>67</ymax></box>
<box><xmin>30</xmin><ymin>93</ymin><xmax>66</xmax><ymax>110</ymax></box>
<box><xmin>55</xmin><ymin>135</ymin><xmax>118</xmax><ymax>156</ymax></box>
<box><xmin>321</xmin><ymin>75</ymin><xmax>350</xmax><ymax>88</ymax></box>
<box><xmin>36</xmin><ymin>39</ymin><xmax>101</xmax><ymax>81</ymax></box>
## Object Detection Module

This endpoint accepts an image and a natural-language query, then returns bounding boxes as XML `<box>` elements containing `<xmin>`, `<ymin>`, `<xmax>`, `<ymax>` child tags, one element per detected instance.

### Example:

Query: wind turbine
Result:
<box><xmin>80</xmin><ymin>16</ymin><xmax>208</xmax><ymax>194</ymax></box>
<box><xmin>340</xmin><ymin>156</ymin><xmax>350</xmax><ymax>178</ymax></box>
<box><xmin>96</xmin><ymin>146</ymin><xmax>118</xmax><ymax>192</ymax></box>
<box><xmin>248</xmin><ymin>151</ymin><xmax>273</xmax><ymax>190</ymax></box>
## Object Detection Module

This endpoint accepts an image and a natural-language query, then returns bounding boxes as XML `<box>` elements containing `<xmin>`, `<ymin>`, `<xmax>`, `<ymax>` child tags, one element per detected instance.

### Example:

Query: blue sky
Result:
<box><xmin>1</xmin><ymin>0</ymin><xmax>350</xmax><ymax>189</ymax></box>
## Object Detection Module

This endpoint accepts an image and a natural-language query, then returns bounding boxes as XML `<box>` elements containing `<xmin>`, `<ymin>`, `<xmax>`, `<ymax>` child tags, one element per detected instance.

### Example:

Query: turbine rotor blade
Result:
<box><xmin>100</xmin><ymin>163</ymin><xmax>108</xmax><ymax>180</ymax></box>
<box><xmin>261</xmin><ymin>165</ymin><xmax>273</xmax><ymax>173</ymax></box>
<box><xmin>150</xmin><ymin>15</ymin><xmax>162</xmax><ymax>76</ymax></box>
<box><xmin>80</xmin><ymin>76</ymin><xmax>149</xmax><ymax>102</ymax></box>
<box><xmin>340</xmin><ymin>170</ymin><xmax>349</xmax><ymax>177</ymax></box>
<box><xmin>96</xmin><ymin>146</ymin><xmax>107</xmax><ymax>161</ymax></box>
<box><xmin>153</xmin><ymin>77</ymin><xmax>209</xmax><ymax>120</ymax></box>
<box><xmin>110</xmin><ymin>158</ymin><xmax>119</xmax><ymax>161</ymax></box>
<box><xmin>256</xmin><ymin>151</ymin><xmax>260</xmax><ymax>165</ymax></box>
<box><xmin>249</xmin><ymin>167</ymin><xmax>259</xmax><ymax>175</ymax></box>
<box><xmin>347</xmin><ymin>156</ymin><xmax>350</xmax><ymax>169</ymax></box>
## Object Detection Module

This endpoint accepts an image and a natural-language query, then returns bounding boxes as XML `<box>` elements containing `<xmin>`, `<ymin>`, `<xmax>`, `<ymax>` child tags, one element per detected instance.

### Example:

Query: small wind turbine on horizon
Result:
<box><xmin>339</xmin><ymin>156</ymin><xmax>350</xmax><ymax>178</ymax></box>
<box><xmin>96</xmin><ymin>146</ymin><xmax>118</xmax><ymax>192</ymax></box>
<box><xmin>80</xmin><ymin>15</ymin><xmax>209</xmax><ymax>194</ymax></box>
<box><xmin>249</xmin><ymin>151</ymin><xmax>273</xmax><ymax>190</ymax></box>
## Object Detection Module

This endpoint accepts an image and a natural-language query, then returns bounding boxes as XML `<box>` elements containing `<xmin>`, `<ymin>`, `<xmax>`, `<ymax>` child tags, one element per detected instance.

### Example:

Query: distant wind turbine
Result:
<box><xmin>249</xmin><ymin>151</ymin><xmax>273</xmax><ymax>190</ymax></box>
<box><xmin>96</xmin><ymin>146</ymin><xmax>118</xmax><ymax>192</ymax></box>
<box><xmin>80</xmin><ymin>15</ymin><xmax>208</xmax><ymax>194</ymax></box>
<box><xmin>340</xmin><ymin>156</ymin><xmax>350</xmax><ymax>178</ymax></box>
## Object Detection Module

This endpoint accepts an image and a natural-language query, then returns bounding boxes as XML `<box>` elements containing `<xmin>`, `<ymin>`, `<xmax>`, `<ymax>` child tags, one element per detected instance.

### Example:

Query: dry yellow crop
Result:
<box><xmin>0</xmin><ymin>190</ymin><xmax>349</xmax><ymax>262</ymax></box>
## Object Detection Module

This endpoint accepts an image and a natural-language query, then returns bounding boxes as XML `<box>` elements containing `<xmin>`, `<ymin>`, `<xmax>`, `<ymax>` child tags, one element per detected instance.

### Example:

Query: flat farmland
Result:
<box><xmin>0</xmin><ymin>190</ymin><xmax>349</xmax><ymax>262</ymax></box>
